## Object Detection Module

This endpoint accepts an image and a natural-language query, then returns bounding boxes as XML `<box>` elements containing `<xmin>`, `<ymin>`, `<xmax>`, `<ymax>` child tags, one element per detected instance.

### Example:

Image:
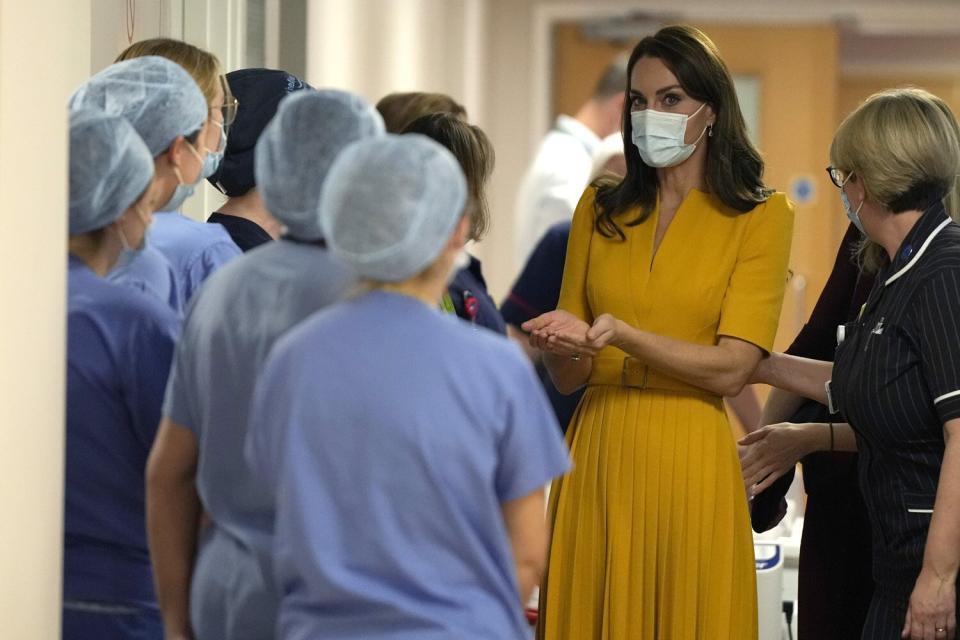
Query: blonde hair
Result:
<box><xmin>831</xmin><ymin>87</ymin><xmax>960</xmax><ymax>271</ymax></box>
<box><xmin>933</xmin><ymin>95</ymin><xmax>960</xmax><ymax>220</ymax></box>
<box><xmin>116</xmin><ymin>38</ymin><xmax>222</xmax><ymax>106</ymax></box>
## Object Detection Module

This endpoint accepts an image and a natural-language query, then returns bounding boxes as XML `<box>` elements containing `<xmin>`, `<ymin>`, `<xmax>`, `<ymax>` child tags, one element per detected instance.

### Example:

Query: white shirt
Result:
<box><xmin>514</xmin><ymin>115</ymin><xmax>600</xmax><ymax>266</ymax></box>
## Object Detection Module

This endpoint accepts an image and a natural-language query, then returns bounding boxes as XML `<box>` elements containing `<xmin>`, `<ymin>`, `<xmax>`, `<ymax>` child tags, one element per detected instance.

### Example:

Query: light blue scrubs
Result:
<box><xmin>64</xmin><ymin>255</ymin><xmax>179</xmax><ymax>639</ymax></box>
<box><xmin>107</xmin><ymin>245</ymin><xmax>180</xmax><ymax>314</ymax></box>
<box><xmin>162</xmin><ymin>239</ymin><xmax>354</xmax><ymax>640</ymax></box>
<box><xmin>247</xmin><ymin>291</ymin><xmax>571</xmax><ymax>640</ymax></box>
<box><xmin>112</xmin><ymin>211</ymin><xmax>241</xmax><ymax>312</ymax></box>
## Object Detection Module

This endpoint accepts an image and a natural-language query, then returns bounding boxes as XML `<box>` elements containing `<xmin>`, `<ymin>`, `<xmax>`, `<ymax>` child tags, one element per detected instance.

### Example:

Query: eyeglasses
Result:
<box><xmin>210</xmin><ymin>75</ymin><xmax>238</xmax><ymax>129</ymax></box>
<box><xmin>826</xmin><ymin>166</ymin><xmax>851</xmax><ymax>189</ymax></box>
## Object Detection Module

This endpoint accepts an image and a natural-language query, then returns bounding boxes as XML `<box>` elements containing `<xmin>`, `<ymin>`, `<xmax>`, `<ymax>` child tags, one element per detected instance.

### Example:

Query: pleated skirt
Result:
<box><xmin>537</xmin><ymin>385</ymin><xmax>758</xmax><ymax>640</ymax></box>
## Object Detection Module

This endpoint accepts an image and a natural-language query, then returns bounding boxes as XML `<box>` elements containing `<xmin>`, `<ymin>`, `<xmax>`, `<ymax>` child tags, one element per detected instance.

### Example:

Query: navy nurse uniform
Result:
<box><xmin>831</xmin><ymin>204</ymin><xmax>960</xmax><ymax>638</ymax></box>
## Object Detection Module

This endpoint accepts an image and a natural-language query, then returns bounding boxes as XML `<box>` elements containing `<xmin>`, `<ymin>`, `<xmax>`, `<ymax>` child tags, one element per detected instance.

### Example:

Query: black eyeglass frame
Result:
<box><xmin>826</xmin><ymin>166</ymin><xmax>851</xmax><ymax>189</ymax></box>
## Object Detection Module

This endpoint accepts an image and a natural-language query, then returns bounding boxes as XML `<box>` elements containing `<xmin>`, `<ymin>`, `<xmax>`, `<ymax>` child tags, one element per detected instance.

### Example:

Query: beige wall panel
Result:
<box><xmin>0</xmin><ymin>1</ymin><xmax>91</xmax><ymax>636</ymax></box>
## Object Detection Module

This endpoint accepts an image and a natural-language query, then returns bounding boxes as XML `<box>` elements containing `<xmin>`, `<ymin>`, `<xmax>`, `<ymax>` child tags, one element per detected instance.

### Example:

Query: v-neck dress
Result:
<box><xmin>538</xmin><ymin>186</ymin><xmax>794</xmax><ymax>640</ymax></box>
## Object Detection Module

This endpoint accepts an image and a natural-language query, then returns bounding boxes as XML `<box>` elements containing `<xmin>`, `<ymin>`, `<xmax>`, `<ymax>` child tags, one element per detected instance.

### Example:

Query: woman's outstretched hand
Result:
<box><xmin>523</xmin><ymin>312</ymin><xmax>626</xmax><ymax>358</ymax></box>
<box><xmin>522</xmin><ymin>310</ymin><xmax>591</xmax><ymax>357</ymax></box>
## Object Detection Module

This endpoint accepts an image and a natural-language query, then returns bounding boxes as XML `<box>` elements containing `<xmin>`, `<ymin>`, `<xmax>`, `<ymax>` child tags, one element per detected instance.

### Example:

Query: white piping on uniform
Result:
<box><xmin>885</xmin><ymin>218</ymin><xmax>952</xmax><ymax>286</ymax></box>
<box><xmin>934</xmin><ymin>389</ymin><xmax>960</xmax><ymax>404</ymax></box>
<box><xmin>907</xmin><ymin>508</ymin><xmax>934</xmax><ymax>514</ymax></box>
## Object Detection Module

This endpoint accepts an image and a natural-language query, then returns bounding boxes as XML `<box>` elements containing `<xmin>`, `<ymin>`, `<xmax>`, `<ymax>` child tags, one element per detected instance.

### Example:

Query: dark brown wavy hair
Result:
<box><xmin>595</xmin><ymin>25</ymin><xmax>771</xmax><ymax>239</ymax></box>
<box><xmin>402</xmin><ymin>112</ymin><xmax>495</xmax><ymax>242</ymax></box>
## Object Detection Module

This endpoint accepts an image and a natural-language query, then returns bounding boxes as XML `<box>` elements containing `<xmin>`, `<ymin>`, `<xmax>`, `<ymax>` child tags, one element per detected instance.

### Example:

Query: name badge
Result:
<box><xmin>825</xmin><ymin>380</ymin><xmax>838</xmax><ymax>415</ymax></box>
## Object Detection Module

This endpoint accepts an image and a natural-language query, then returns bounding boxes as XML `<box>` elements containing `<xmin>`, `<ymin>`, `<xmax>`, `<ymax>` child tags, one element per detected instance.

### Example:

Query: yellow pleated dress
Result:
<box><xmin>537</xmin><ymin>186</ymin><xmax>794</xmax><ymax>640</ymax></box>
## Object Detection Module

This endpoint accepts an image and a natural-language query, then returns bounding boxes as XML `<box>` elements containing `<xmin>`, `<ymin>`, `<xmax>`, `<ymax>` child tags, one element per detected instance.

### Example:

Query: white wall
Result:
<box><xmin>0</xmin><ymin>1</ymin><xmax>91</xmax><ymax>636</ymax></box>
<box><xmin>89</xmin><ymin>0</ymin><xmax>247</xmax><ymax>221</ymax></box>
<box><xmin>305</xmin><ymin>0</ymin><xmax>485</xmax><ymax>122</ymax></box>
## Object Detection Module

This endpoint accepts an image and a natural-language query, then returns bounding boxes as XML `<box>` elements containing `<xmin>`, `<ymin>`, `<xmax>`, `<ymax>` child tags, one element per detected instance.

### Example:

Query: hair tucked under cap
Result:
<box><xmin>68</xmin><ymin>55</ymin><xmax>207</xmax><ymax>157</ymax></box>
<box><xmin>255</xmin><ymin>89</ymin><xmax>385</xmax><ymax>240</ymax></box>
<box><xmin>320</xmin><ymin>134</ymin><xmax>467</xmax><ymax>282</ymax></box>
<box><xmin>68</xmin><ymin>108</ymin><xmax>154</xmax><ymax>235</ymax></box>
<box><xmin>209</xmin><ymin>68</ymin><xmax>310</xmax><ymax>196</ymax></box>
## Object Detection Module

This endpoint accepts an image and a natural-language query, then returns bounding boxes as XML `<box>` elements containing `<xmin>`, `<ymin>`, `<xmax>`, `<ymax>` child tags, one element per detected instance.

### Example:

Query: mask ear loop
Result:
<box><xmin>169</xmin><ymin>135</ymin><xmax>202</xmax><ymax>188</ymax></box>
<box><xmin>113</xmin><ymin>220</ymin><xmax>132</xmax><ymax>252</ymax></box>
<box><xmin>211</xmin><ymin>119</ymin><xmax>226</xmax><ymax>153</ymax></box>
<box><xmin>690</xmin><ymin>121</ymin><xmax>711</xmax><ymax>146</ymax></box>
<box><xmin>186</xmin><ymin>139</ymin><xmax>207</xmax><ymax>163</ymax></box>
<box><xmin>134</xmin><ymin>203</ymin><xmax>152</xmax><ymax>229</ymax></box>
<box><xmin>841</xmin><ymin>172</ymin><xmax>867</xmax><ymax>216</ymax></box>
<box><xmin>172</xmin><ymin>165</ymin><xmax>186</xmax><ymax>187</ymax></box>
<box><xmin>688</xmin><ymin>103</ymin><xmax>711</xmax><ymax>145</ymax></box>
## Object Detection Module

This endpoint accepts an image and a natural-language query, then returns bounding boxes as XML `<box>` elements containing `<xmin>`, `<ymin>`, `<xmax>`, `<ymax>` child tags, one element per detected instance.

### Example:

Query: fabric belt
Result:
<box><xmin>588</xmin><ymin>356</ymin><xmax>715</xmax><ymax>396</ymax></box>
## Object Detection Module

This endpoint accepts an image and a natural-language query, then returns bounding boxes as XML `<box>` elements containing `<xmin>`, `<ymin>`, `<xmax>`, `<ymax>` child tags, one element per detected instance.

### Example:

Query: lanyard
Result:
<box><xmin>439</xmin><ymin>290</ymin><xmax>479</xmax><ymax>324</ymax></box>
<box><xmin>440</xmin><ymin>293</ymin><xmax>456</xmax><ymax>315</ymax></box>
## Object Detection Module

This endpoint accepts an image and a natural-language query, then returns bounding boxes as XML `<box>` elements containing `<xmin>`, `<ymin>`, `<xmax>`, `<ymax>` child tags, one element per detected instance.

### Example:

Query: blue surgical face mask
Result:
<box><xmin>840</xmin><ymin>173</ymin><xmax>866</xmax><ymax>234</ymax></box>
<box><xmin>160</xmin><ymin>141</ymin><xmax>206</xmax><ymax>212</ymax></box>
<box><xmin>112</xmin><ymin>207</ymin><xmax>153</xmax><ymax>271</ymax></box>
<box><xmin>201</xmin><ymin>121</ymin><xmax>226</xmax><ymax>180</ymax></box>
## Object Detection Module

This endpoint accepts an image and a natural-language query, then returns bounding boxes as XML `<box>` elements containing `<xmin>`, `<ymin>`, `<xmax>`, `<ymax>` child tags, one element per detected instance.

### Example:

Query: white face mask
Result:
<box><xmin>631</xmin><ymin>103</ymin><xmax>709</xmax><ymax>168</ymax></box>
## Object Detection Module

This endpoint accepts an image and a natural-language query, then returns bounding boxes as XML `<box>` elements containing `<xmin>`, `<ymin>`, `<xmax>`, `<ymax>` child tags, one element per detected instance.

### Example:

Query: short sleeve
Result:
<box><xmin>556</xmin><ymin>187</ymin><xmax>597</xmax><ymax>323</ymax></box>
<box><xmin>495</xmin><ymin>354</ymin><xmax>571</xmax><ymax>502</ymax></box>
<box><xmin>162</xmin><ymin>331</ymin><xmax>198</xmax><ymax>433</ymax></box>
<box><xmin>914</xmin><ymin>270</ymin><xmax>960</xmax><ymax>422</ymax></box>
<box><xmin>123</xmin><ymin>304</ymin><xmax>180</xmax><ymax>449</ymax></box>
<box><xmin>716</xmin><ymin>193</ymin><xmax>795</xmax><ymax>352</ymax></box>
<box><xmin>183</xmin><ymin>241</ymin><xmax>241</xmax><ymax>303</ymax></box>
<box><xmin>109</xmin><ymin>248</ymin><xmax>182</xmax><ymax>315</ymax></box>
<box><xmin>501</xmin><ymin>222</ymin><xmax>570</xmax><ymax>327</ymax></box>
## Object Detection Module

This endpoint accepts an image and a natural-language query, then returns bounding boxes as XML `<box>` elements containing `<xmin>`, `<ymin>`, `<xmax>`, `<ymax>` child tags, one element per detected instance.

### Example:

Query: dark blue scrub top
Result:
<box><xmin>500</xmin><ymin>221</ymin><xmax>583</xmax><ymax>433</ymax></box>
<box><xmin>65</xmin><ymin>255</ymin><xmax>179</xmax><ymax>608</ymax></box>
<box><xmin>207</xmin><ymin>211</ymin><xmax>272</xmax><ymax>253</ymax></box>
<box><xmin>448</xmin><ymin>255</ymin><xmax>506</xmax><ymax>335</ymax></box>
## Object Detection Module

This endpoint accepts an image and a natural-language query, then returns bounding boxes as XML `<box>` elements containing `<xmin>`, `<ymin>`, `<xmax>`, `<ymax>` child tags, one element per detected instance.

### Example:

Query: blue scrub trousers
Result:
<box><xmin>63</xmin><ymin>603</ymin><xmax>162</xmax><ymax>639</ymax></box>
<box><xmin>191</xmin><ymin>526</ymin><xmax>278</xmax><ymax>640</ymax></box>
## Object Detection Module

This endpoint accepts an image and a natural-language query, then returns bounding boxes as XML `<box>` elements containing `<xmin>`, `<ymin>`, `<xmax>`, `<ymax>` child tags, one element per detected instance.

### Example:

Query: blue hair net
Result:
<box><xmin>69</xmin><ymin>108</ymin><xmax>154</xmax><ymax>235</ymax></box>
<box><xmin>255</xmin><ymin>89</ymin><xmax>384</xmax><ymax>240</ymax></box>
<box><xmin>320</xmin><ymin>134</ymin><xmax>467</xmax><ymax>282</ymax></box>
<box><xmin>68</xmin><ymin>56</ymin><xmax>207</xmax><ymax>157</ymax></box>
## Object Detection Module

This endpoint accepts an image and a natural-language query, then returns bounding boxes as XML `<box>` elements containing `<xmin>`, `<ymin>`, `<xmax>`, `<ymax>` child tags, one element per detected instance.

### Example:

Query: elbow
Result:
<box><xmin>524</xmin><ymin>546</ymin><xmax>549</xmax><ymax>578</ymax></box>
<box><xmin>515</xmin><ymin>554</ymin><xmax>548</xmax><ymax>599</ymax></box>
<box><xmin>717</xmin><ymin>370</ymin><xmax>752</xmax><ymax>398</ymax></box>
<box><xmin>552</xmin><ymin>378</ymin><xmax>585</xmax><ymax>396</ymax></box>
<box><xmin>517</xmin><ymin>556</ymin><xmax>547</xmax><ymax>582</ymax></box>
<box><xmin>145</xmin><ymin>449</ymin><xmax>165</xmax><ymax>493</ymax></box>
<box><xmin>145</xmin><ymin>448</ymin><xmax>194</xmax><ymax>496</ymax></box>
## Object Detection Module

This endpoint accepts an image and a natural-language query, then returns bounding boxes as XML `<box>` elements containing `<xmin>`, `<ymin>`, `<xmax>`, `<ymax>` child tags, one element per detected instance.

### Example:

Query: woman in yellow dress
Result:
<box><xmin>524</xmin><ymin>26</ymin><xmax>794</xmax><ymax>639</ymax></box>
